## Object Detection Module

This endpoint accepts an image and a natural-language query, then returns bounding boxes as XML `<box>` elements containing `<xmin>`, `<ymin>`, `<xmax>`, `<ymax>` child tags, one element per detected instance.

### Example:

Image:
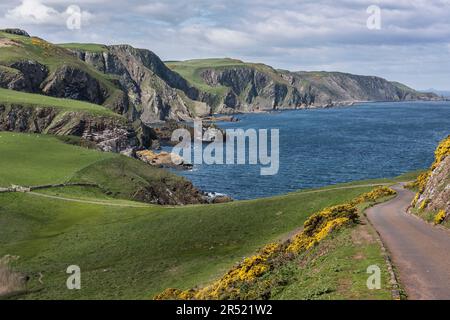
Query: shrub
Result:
<box><xmin>418</xmin><ymin>199</ymin><xmax>430</xmax><ymax>211</ymax></box>
<box><xmin>154</xmin><ymin>186</ymin><xmax>397</xmax><ymax>300</ymax></box>
<box><xmin>432</xmin><ymin>135</ymin><xmax>450</xmax><ymax>171</ymax></box>
<box><xmin>351</xmin><ymin>186</ymin><xmax>396</xmax><ymax>205</ymax></box>
<box><xmin>434</xmin><ymin>210</ymin><xmax>447</xmax><ymax>225</ymax></box>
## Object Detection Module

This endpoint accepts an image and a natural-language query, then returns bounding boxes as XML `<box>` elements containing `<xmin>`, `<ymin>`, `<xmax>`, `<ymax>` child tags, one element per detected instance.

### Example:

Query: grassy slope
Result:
<box><xmin>0</xmin><ymin>88</ymin><xmax>121</xmax><ymax>117</ymax></box>
<box><xmin>58</xmin><ymin>43</ymin><xmax>108</xmax><ymax>53</ymax></box>
<box><xmin>166</xmin><ymin>58</ymin><xmax>286</xmax><ymax>96</ymax></box>
<box><xmin>68</xmin><ymin>156</ymin><xmax>190</xmax><ymax>202</ymax></box>
<box><xmin>0</xmin><ymin>32</ymin><xmax>122</xmax><ymax>106</ymax></box>
<box><xmin>0</xmin><ymin>132</ymin><xmax>419</xmax><ymax>300</ymax></box>
<box><xmin>1</xmin><ymin>181</ymin><xmax>386</xmax><ymax>300</ymax></box>
<box><xmin>271</xmin><ymin>226</ymin><xmax>392</xmax><ymax>300</ymax></box>
<box><xmin>0</xmin><ymin>132</ymin><xmax>184</xmax><ymax>192</ymax></box>
<box><xmin>268</xmin><ymin>199</ymin><xmax>395</xmax><ymax>300</ymax></box>
<box><xmin>0</xmin><ymin>133</ymin><xmax>114</xmax><ymax>187</ymax></box>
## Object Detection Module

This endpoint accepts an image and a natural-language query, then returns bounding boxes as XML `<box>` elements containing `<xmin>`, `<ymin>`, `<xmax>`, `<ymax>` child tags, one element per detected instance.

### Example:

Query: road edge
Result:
<box><xmin>363</xmin><ymin>196</ymin><xmax>403</xmax><ymax>300</ymax></box>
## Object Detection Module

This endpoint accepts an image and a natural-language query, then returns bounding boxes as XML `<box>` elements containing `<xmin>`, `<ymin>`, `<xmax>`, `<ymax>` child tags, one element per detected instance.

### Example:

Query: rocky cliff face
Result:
<box><xmin>0</xmin><ymin>30</ymin><xmax>442</xmax><ymax>145</ymax></box>
<box><xmin>194</xmin><ymin>66</ymin><xmax>440</xmax><ymax>112</ymax></box>
<box><xmin>41</xmin><ymin>65</ymin><xmax>108</xmax><ymax>104</ymax></box>
<box><xmin>199</xmin><ymin>67</ymin><xmax>307</xmax><ymax>112</ymax></box>
<box><xmin>0</xmin><ymin>104</ymin><xmax>137</xmax><ymax>154</ymax></box>
<box><xmin>0</xmin><ymin>52</ymin><xmax>110</xmax><ymax>107</ymax></box>
<box><xmin>289</xmin><ymin>72</ymin><xmax>439</xmax><ymax>106</ymax></box>
<box><xmin>417</xmin><ymin>156</ymin><xmax>450</xmax><ymax>213</ymax></box>
<box><xmin>72</xmin><ymin>46</ymin><xmax>210</xmax><ymax>123</ymax></box>
<box><xmin>413</xmin><ymin>135</ymin><xmax>450</xmax><ymax>215</ymax></box>
<box><xmin>0</xmin><ymin>61</ymin><xmax>48</xmax><ymax>93</ymax></box>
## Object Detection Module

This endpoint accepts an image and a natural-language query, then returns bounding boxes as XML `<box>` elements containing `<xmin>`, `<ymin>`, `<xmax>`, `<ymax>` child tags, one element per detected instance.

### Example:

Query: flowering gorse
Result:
<box><xmin>155</xmin><ymin>186</ymin><xmax>396</xmax><ymax>300</ymax></box>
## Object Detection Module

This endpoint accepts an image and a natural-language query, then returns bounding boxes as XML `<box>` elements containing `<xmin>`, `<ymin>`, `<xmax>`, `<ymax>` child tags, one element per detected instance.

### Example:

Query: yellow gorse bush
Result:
<box><xmin>351</xmin><ymin>186</ymin><xmax>397</xmax><ymax>205</ymax></box>
<box><xmin>31</xmin><ymin>37</ymin><xmax>52</xmax><ymax>50</ymax></box>
<box><xmin>432</xmin><ymin>135</ymin><xmax>450</xmax><ymax>170</ymax></box>
<box><xmin>155</xmin><ymin>242</ymin><xmax>282</xmax><ymax>300</ymax></box>
<box><xmin>286</xmin><ymin>204</ymin><xmax>358</xmax><ymax>253</ymax></box>
<box><xmin>434</xmin><ymin>210</ymin><xmax>447</xmax><ymax>225</ymax></box>
<box><xmin>286</xmin><ymin>217</ymin><xmax>351</xmax><ymax>253</ymax></box>
<box><xmin>154</xmin><ymin>186</ymin><xmax>396</xmax><ymax>300</ymax></box>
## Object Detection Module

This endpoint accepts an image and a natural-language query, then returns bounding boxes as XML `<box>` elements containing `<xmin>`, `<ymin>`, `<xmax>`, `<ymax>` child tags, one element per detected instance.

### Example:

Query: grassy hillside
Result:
<box><xmin>0</xmin><ymin>133</ymin><xmax>114</xmax><ymax>187</ymax></box>
<box><xmin>1</xmin><ymin>181</ymin><xmax>391</xmax><ymax>300</ymax></box>
<box><xmin>0</xmin><ymin>132</ymin><xmax>417</xmax><ymax>300</ymax></box>
<box><xmin>166</xmin><ymin>59</ymin><xmax>241</xmax><ymax>95</ymax></box>
<box><xmin>0</xmin><ymin>132</ymin><xmax>190</xmax><ymax>198</ymax></box>
<box><xmin>167</xmin><ymin>58</ymin><xmax>286</xmax><ymax>94</ymax></box>
<box><xmin>270</xmin><ymin>221</ymin><xmax>393</xmax><ymax>300</ymax></box>
<box><xmin>0</xmin><ymin>88</ymin><xmax>121</xmax><ymax>117</ymax></box>
<box><xmin>0</xmin><ymin>31</ymin><xmax>122</xmax><ymax>106</ymax></box>
<box><xmin>58</xmin><ymin>43</ymin><xmax>108</xmax><ymax>53</ymax></box>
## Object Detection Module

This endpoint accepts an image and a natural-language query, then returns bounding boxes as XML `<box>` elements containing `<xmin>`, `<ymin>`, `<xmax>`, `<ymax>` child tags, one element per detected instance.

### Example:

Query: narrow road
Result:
<box><xmin>367</xmin><ymin>184</ymin><xmax>450</xmax><ymax>300</ymax></box>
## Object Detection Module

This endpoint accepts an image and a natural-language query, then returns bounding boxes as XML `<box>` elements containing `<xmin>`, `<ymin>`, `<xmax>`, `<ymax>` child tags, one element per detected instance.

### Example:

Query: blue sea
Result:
<box><xmin>168</xmin><ymin>101</ymin><xmax>450</xmax><ymax>200</ymax></box>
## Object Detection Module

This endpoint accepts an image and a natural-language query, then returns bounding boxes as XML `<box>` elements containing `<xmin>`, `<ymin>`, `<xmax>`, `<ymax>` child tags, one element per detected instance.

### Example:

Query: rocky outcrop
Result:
<box><xmin>289</xmin><ymin>72</ymin><xmax>440</xmax><ymax>107</ymax></box>
<box><xmin>72</xmin><ymin>45</ymin><xmax>211</xmax><ymax>123</ymax></box>
<box><xmin>0</xmin><ymin>28</ymin><xmax>30</xmax><ymax>37</ymax></box>
<box><xmin>173</xmin><ymin>62</ymin><xmax>440</xmax><ymax>113</ymax></box>
<box><xmin>136</xmin><ymin>150</ymin><xmax>191</xmax><ymax>169</ymax></box>
<box><xmin>0</xmin><ymin>60</ymin><xmax>112</xmax><ymax>107</ymax></box>
<box><xmin>412</xmin><ymin>136</ymin><xmax>450</xmax><ymax>215</ymax></box>
<box><xmin>41</xmin><ymin>65</ymin><xmax>107</xmax><ymax>104</ymax></box>
<box><xmin>200</xmin><ymin>67</ymin><xmax>306</xmax><ymax>112</ymax></box>
<box><xmin>0</xmin><ymin>61</ymin><xmax>48</xmax><ymax>93</ymax></box>
<box><xmin>0</xmin><ymin>66</ymin><xmax>27</xmax><ymax>91</ymax></box>
<box><xmin>0</xmin><ymin>104</ymin><xmax>138</xmax><ymax>154</ymax></box>
<box><xmin>416</xmin><ymin>156</ymin><xmax>450</xmax><ymax>213</ymax></box>
<box><xmin>10</xmin><ymin>61</ymin><xmax>48</xmax><ymax>92</ymax></box>
<box><xmin>133</xmin><ymin>179</ymin><xmax>205</xmax><ymax>205</ymax></box>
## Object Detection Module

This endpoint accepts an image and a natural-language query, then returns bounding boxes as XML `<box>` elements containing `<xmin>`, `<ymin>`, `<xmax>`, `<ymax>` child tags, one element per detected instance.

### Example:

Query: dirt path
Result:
<box><xmin>27</xmin><ymin>192</ymin><xmax>152</xmax><ymax>208</ymax></box>
<box><xmin>366</xmin><ymin>184</ymin><xmax>450</xmax><ymax>300</ymax></box>
<box><xmin>0</xmin><ymin>183</ymin><xmax>392</xmax><ymax>209</ymax></box>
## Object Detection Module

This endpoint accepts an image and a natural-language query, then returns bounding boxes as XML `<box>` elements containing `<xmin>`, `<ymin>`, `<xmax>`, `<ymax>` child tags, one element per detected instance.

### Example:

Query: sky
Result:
<box><xmin>1</xmin><ymin>0</ymin><xmax>449</xmax><ymax>90</ymax></box>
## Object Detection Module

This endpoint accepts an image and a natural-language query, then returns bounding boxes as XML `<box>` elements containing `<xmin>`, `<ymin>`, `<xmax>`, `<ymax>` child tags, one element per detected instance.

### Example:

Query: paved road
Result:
<box><xmin>367</xmin><ymin>184</ymin><xmax>450</xmax><ymax>300</ymax></box>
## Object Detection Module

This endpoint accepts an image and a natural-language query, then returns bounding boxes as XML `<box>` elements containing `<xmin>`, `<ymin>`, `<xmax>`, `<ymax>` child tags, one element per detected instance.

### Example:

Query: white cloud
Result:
<box><xmin>6</xmin><ymin>0</ymin><xmax>59</xmax><ymax>24</ymax></box>
<box><xmin>5</xmin><ymin>0</ymin><xmax>93</xmax><ymax>26</ymax></box>
<box><xmin>1</xmin><ymin>0</ymin><xmax>449</xmax><ymax>88</ymax></box>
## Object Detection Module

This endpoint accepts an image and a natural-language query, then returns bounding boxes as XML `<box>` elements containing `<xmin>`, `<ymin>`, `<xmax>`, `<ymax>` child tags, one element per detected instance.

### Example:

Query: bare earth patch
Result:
<box><xmin>0</xmin><ymin>38</ymin><xmax>20</xmax><ymax>48</ymax></box>
<box><xmin>0</xmin><ymin>256</ymin><xmax>26</xmax><ymax>297</ymax></box>
<box><xmin>351</xmin><ymin>218</ymin><xmax>376</xmax><ymax>245</ymax></box>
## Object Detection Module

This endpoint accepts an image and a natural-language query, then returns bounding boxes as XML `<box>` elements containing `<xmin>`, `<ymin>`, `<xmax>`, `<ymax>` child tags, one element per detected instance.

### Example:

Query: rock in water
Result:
<box><xmin>136</xmin><ymin>150</ymin><xmax>192</xmax><ymax>169</ymax></box>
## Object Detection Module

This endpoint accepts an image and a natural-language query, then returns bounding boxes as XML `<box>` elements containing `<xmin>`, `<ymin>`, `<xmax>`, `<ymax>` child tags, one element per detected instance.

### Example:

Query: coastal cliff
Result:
<box><xmin>168</xmin><ymin>59</ymin><xmax>440</xmax><ymax>113</ymax></box>
<box><xmin>0</xmin><ymin>28</ymin><xmax>442</xmax><ymax>152</ymax></box>
<box><xmin>71</xmin><ymin>45</ymin><xmax>211</xmax><ymax>122</ymax></box>
<box><xmin>411</xmin><ymin>135</ymin><xmax>450</xmax><ymax>222</ymax></box>
<box><xmin>0</xmin><ymin>103</ymin><xmax>138</xmax><ymax>154</ymax></box>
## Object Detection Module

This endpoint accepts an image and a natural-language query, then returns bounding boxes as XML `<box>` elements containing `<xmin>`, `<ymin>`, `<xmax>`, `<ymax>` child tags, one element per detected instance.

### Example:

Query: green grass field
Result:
<box><xmin>0</xmin><ymin>132</ymin><xmax>186</xmax><ymax>195</ymax></box>
<box><xmin>0</xmin><ymin>181</ymin><xmax>390</xmax><ymax>300</ymax></box>
<box><xmin>0</xmin><ymin>132</ymin><xmax>419</xmax><ymax>300</ymax></box>
<box><xmin>58</xmin><ymin>43</ymin><xmax>108</xmax><ymax>53</ymax></box>
<box><xmin>0</xmin><ymin>133</ymin><xmax>115</xmax><ymax>187</ymax></box>
<box><xmin>0</xmin><ymin>88</ymin><xmax>121</xmax><ymax>117</ymax></box>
